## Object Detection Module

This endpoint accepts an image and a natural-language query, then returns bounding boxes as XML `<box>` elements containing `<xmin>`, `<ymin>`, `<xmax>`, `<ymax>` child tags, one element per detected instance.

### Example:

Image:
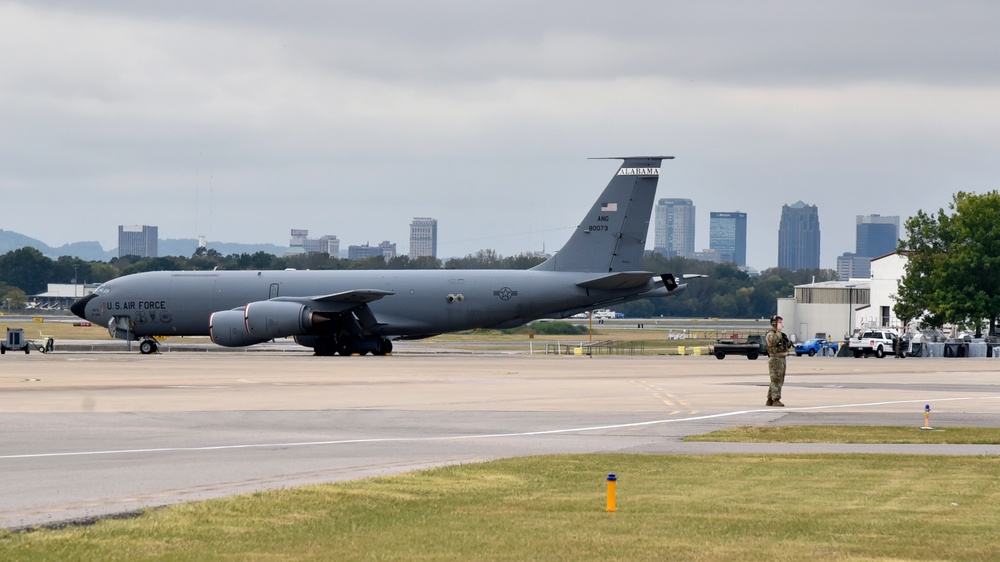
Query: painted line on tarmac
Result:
<box><xmin>3</xmin><ymin>395</ymin><xmax>1000</xmax><ymax>461</ymax></box>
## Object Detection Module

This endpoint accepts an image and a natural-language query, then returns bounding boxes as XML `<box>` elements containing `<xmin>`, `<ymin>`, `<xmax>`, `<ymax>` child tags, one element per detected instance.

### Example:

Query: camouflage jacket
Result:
<box><xmin>765</xmin><ymin>329</ymin><xmax>790</xmax><ymax>357</ymax></box>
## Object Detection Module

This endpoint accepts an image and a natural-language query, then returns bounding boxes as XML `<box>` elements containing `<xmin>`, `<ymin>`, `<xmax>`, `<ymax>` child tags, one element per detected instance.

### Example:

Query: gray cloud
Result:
<box><xmin>2</xmin><ymin>1</ymin><xmax>999</xmax><ymax>268</ymax></box>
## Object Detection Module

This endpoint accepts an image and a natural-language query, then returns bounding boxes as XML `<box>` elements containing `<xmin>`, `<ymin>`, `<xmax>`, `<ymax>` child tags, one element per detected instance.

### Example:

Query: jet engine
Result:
<box><xmin>209</xmin><ymin>309</ymin><xmax>270</xmax><ymax>347</ymax></box>
<box><xmin>244</xmin><ymin>300</ymin><xmax>320</xmax><ymax>339</ymax></box>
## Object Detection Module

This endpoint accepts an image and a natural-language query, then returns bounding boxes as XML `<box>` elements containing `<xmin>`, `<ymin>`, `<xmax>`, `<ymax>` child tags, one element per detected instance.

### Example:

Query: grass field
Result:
<box><xmin>2</xmin><ymin>453</ymin><xmax>999</xmax><ymax>561</ymax></box>
<box><xmin>0</xmin><ymin>318</ymin><xmax>109</xmax><ymax>341</ymax></box>
<box><xmin>687</xmin><ymin>425</ymin><xmax>1000</xmax><ymax>444</ymax></box>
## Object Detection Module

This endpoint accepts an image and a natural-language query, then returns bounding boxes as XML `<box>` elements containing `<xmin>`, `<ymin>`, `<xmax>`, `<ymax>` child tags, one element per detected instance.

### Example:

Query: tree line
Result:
<box><xmin>0</xmin><ymin>245</ymin><xmax>832</xmax><ymax>319</ymax></box>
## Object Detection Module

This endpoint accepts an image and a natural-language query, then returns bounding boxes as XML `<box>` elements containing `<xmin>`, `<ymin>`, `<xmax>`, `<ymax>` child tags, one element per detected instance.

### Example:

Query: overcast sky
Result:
<box><xmin>2</xmin><ymin>1</ymin><xmax>999</xmax><ymax>269</ymax></box>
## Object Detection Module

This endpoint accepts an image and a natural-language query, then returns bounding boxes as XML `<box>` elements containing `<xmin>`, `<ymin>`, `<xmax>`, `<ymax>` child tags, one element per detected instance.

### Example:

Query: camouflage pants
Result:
<box><xmin>768</xmin><ymin>356</ymin><xmax>786</xmax><ymax>401</ymax></box>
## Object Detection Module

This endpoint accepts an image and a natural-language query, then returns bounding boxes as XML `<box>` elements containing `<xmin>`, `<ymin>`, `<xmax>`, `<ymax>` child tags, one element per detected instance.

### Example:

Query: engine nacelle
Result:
<box><xmin>209</xmin><ymin>309</ymin><xmax>269</xmax><ymax>347</ymax></box>
<box><xmin>244</xmin><ymin>300</ymin><xmax>317</xmax><ymax>339</ymax></box>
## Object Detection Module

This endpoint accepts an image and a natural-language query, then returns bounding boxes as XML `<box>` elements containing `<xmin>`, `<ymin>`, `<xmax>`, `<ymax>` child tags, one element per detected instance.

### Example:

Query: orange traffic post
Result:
<box><xmin>606</xmin><ymin>473</ymin><xmax>617</xmax><ymax>512</ymax></box>
<box><xmin>921</xmin><ymin>404</ymin><xmax>934</xmax><ymax>430</ymax></box>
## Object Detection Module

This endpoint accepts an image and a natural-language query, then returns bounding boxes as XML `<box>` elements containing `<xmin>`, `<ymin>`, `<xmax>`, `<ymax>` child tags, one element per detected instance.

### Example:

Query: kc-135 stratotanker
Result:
<box><xmin>71</xmin><ymin>156</ymin><xmax>694</xmax><ymax>355</ymax></box>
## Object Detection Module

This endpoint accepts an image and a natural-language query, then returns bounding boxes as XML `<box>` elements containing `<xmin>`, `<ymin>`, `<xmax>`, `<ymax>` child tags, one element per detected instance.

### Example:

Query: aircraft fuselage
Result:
<box><xmin>77</xmin><ymin>268</ymin><xmax>668</xmax><ymax>338</ymax></box>
<box><xmin>71</xmin><ymin>156</ymin><xmax>681</xmax><ymax>354</ymax></box>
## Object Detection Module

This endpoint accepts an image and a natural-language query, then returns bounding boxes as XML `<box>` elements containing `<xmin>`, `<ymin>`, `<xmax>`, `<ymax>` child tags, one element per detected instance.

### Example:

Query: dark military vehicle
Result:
<box><xmin>711</xmin><ymin>334</ymin><xmax>767</xmax><ymax>360</ymax></box>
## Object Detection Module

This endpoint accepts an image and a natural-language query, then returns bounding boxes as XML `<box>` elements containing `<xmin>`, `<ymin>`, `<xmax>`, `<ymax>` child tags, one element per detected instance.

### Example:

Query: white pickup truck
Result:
<box><xmin>848</xmin><ymin>329</ymin><xmax>900</xmax><ymax>358</ymax></box>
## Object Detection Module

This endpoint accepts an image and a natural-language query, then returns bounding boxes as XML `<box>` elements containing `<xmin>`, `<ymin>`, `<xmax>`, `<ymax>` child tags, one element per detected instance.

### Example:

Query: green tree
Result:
<box><xmin>0</xmin><ymin>285</ymin><xmax>28</xmax><ymax>310</ymax></box>
<box><xmin>0</xmin><ymin>247</ymin><xmax>53</xmax><ymax>294</ymax></box>
<box><xmin>897</xmin><ymin>191</ymin><xmax>1000</xmax><ymax>336</ymax></box>
<box><xmin>88</xmin><ymin>262</ymin><xmax>119</xmax><ymax>283</ymax></box>
<box><xmin>386</xmin><ymin>255</ymin><xmax>443</xmax><ymax>269</ymax></box>
<box><xmin>349</xmin><ymin>256</ymin><xmax>388</xmax><ymax>270</ymax></box>
<box><xmin>52</xmin><ymin>256</ymin><xmax>90</xmax><ymax>285</ymax></box>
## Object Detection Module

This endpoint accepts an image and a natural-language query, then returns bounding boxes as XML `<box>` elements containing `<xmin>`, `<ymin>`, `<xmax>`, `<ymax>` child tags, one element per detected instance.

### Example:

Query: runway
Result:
<box><xmin>2</xmin><ymin>351</ymin><xmax>1000</xmax><ymax>529</ymax></box>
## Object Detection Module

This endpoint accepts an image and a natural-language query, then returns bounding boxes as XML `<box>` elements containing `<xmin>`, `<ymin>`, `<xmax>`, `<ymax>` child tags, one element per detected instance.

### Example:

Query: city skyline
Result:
<box><xmin>61</xmin><ymin>200</ymin><xmax>892</xmax><ymax>268</ymax></box>
<box><xmin>5</xmin><ymin>182</ymin><xmax>928</xmax><ymax>269</ymax></box>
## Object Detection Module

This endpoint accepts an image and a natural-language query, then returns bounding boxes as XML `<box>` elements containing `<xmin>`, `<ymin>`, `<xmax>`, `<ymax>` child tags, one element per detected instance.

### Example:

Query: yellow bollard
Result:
<box><xmin>677</xmin><ymin>346</ymin><xmax>685</xmax><ymax>356</ymax></box>
<box><xmin>606</xmin><ymin>473</ymin><xmax>617</xmax><ymax>512</ymax></box>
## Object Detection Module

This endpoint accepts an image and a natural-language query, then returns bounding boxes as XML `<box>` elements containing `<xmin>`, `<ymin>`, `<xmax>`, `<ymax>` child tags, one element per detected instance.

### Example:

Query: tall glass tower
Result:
<box><xmin>709</xmin><ymin>211</ymin><xmax>747</xmax><ymax>266</ymax></box>
<box><xmin>777</xmin><ymin>202</ymin><xmax>820</xmax><ymax>271</ymax></box>
<box><xmin>653</xmin><ymin>198</ymin><xmax>695</xmax><ymax>258</ymax></box>
<box><xmin>856</xmin><ymin>215</ymin><xmax>899</xmax><ymax>258</ymax></box>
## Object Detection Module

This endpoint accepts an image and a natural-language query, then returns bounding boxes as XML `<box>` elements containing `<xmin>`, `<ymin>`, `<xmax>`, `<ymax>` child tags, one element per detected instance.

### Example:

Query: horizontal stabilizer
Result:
<box><xmin>577</xmin><ymin>272</ymin><xmax>655</xmax><ymax>290</ymax></box>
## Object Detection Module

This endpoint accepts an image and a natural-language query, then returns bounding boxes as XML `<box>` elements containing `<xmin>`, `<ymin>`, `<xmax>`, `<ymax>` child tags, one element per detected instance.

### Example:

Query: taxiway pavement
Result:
<box><xmin>2</xmin><ymin>351</ymin><xmax>999</xmax><ymax>529</ymax></box>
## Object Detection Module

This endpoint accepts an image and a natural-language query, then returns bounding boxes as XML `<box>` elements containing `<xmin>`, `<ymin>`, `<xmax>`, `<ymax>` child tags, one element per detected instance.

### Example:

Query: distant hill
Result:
<box><xmin>0</xmin><ymin>229</ymin><xmax>111</xmax><ymax>261</ymax></box>
<box><xmin>0</xmin><ymin>230</ymin><xmax>289</xmax><ymax>262</ymax></box>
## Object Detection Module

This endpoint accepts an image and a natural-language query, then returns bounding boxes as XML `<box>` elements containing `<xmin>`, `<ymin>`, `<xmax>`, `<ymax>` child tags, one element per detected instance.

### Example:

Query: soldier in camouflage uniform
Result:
<box><xmin>764</xmin><ymin>315</ymin><xmax>791</xmax><ymax>407</ymax></box>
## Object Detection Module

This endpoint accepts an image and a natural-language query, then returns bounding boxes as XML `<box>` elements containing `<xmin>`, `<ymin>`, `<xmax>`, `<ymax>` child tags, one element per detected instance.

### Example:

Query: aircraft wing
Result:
<box><xmin>312</xmin><ymin>289</ymin><xmax>395</xmax><ymax>304</ymax></box>
<box><xmin>576</xmin><ymin>272</ymin><xmax>655</xmax><ymax>290</ymax></box>
<box><xmin>272</xmin><ymin>289</ymin><xmax>395</xmax><ymax>313</ymax></box>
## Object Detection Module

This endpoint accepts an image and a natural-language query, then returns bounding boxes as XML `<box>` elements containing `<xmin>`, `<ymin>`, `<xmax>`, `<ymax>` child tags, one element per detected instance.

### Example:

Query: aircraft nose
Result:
<box><xmin>70</xmin><ymin>293</ymin><xmax>97</xmax><ymax>320</ymax></box>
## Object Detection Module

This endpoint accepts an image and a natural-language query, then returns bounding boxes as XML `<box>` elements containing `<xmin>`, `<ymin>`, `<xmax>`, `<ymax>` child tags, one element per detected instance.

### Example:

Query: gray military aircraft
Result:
<box><xmin>71</xmin><ymin>156</ymin><xmax>689</xmax><ymax>355</ymax></box>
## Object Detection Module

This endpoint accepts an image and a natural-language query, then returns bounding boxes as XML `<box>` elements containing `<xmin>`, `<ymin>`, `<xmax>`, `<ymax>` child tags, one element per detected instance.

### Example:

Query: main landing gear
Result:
<box><xmin>139</xmin><ymin>339</ymin><xmax>159</xmax><ymax>355</ymax></box>
<box><xmin>311</xmin><ymin>336</ymin><xmax>393</xmax><ymax>357</ymax></box>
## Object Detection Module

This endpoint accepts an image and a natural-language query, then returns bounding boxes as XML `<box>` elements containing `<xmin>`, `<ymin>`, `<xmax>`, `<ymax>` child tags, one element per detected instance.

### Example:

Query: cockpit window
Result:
<box><xmin>94</xmin><ymin>286</ymin><xmax>111</xmax><ymax>296</ymax></box>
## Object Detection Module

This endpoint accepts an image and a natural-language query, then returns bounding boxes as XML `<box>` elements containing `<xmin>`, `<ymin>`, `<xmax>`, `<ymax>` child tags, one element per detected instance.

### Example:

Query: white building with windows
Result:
<box><xmin>777</xmin><ymin>252</ymin><xmax>907</xmax><ymax>343</ymax></box>
<box><xmin>409</xmin><ymin>217</ymin><xmax>438</xmax><ymax>258</ymax></box>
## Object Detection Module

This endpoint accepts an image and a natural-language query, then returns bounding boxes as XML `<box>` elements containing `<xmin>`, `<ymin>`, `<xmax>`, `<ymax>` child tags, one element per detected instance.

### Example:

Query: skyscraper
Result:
<box><xmin>409</xmin><ymin>217</ymin><xmax>438</xmax><ymax>258</ymax></box>
<box><xmin>837</xmin><ymin>215</ymin><xmax>901</xmax><ymax>280</ymax></box>
<box><xmin>709</xmin><ymin>211</ymin><xmax>747</xmax><ymax>266</ymax></box>
<box><xmin>777</xmin><ymin>201</ymin><xmax>821</xmax><ymax>271</ymax></box>
<box><xmin>653</xmin><ymin>198</ymin><xmax>695</xmax><ymax>258</ymax></box>
<box><xmin>856</xmin><ymin>215</ymin><xmax>900</xmax><ymax>258</ymax></box>
<box><xmin>118</xmin><ymin>225</ymin><xmax>158</xmax><ymax>258</ymax></box>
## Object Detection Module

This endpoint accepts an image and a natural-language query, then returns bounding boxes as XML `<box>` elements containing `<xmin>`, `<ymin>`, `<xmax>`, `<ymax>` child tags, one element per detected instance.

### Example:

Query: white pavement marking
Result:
<box><xmin>3</xmin><ymin>395</ymin><xmax>999</xmax><ymax>461</ymax></box>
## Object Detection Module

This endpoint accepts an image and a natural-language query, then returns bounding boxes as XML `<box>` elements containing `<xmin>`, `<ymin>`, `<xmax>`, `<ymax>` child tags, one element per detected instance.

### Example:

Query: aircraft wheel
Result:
<box><xmin>139</xmin><ymin>340</ymin><xmax>158</xmax><ymax>355</ymax></box>
<box><xmin>374</xmin><ymin>339</ymin><xmax>393</xmax><ymax>356</ymax></box>
<box><xmin>314</xmin><ymin>340</ymin><xmax>337</xmax><ymax>356</ymax></box>
<box><xmin>336</xmin><ymin>339</ymin><xmax>356</xmax><ymax>356</ymax></box>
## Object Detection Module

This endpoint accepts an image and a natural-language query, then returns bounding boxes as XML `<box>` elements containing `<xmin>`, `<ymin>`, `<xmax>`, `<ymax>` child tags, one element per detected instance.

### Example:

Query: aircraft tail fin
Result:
<box><xmin>532</xmin><ymin>156</ymin><xmax>673</xmax><ymax>273</ymax></box>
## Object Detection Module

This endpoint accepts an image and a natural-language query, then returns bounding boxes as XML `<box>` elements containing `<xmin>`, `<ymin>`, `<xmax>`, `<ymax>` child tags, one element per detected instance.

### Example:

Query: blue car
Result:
<box><xmin>794</xmin><ymin>338</ymin><xmax>839</xmax><ymax>357</ymax></box>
